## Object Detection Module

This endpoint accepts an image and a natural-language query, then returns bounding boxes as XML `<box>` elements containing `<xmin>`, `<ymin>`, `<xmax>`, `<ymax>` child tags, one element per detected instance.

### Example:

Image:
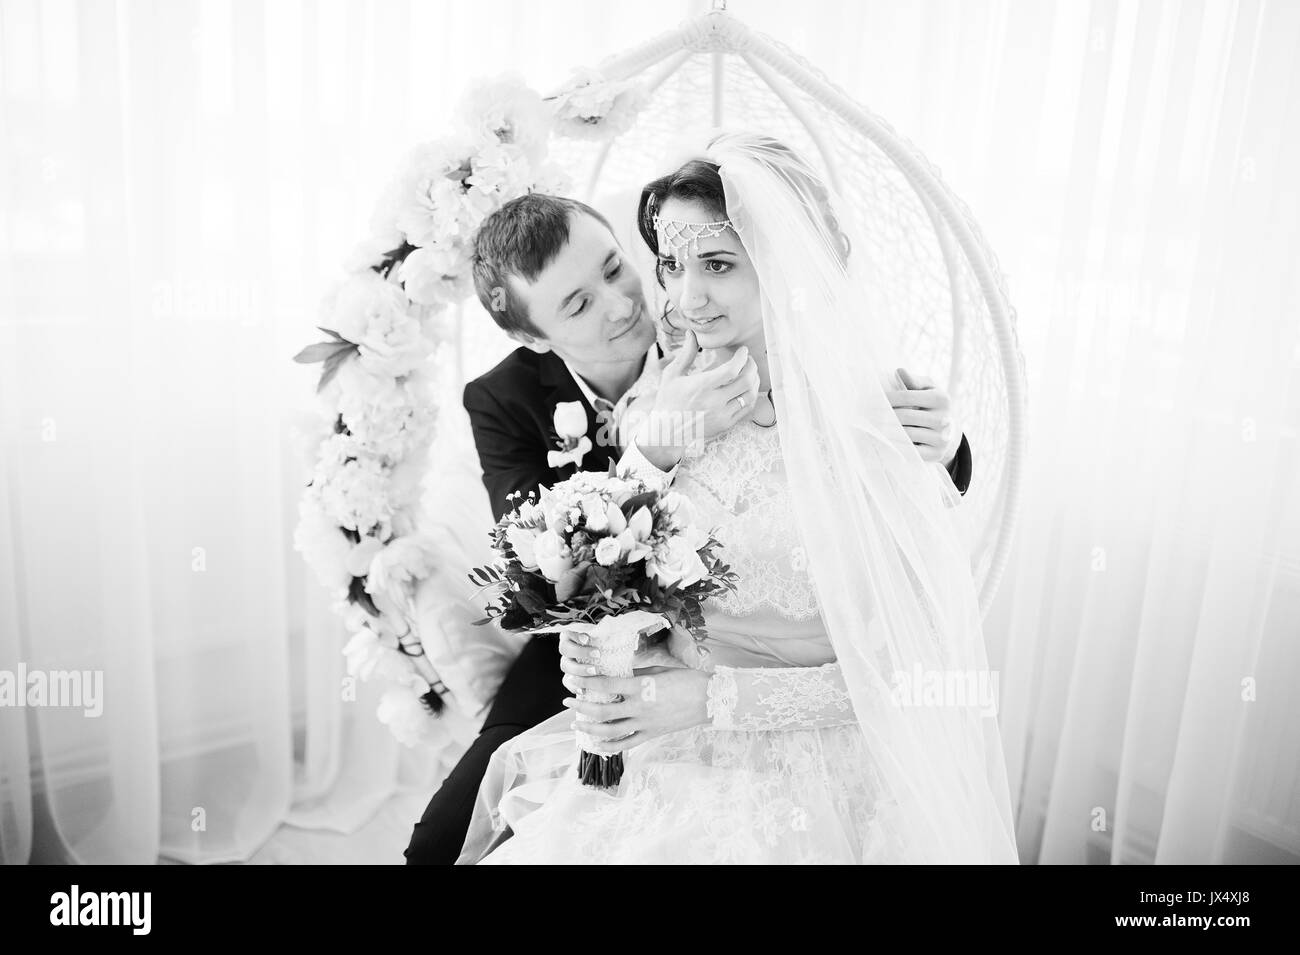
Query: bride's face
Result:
<box><xmin>656</xmin><ymin>197</ymin><xmax>762</xmax><ymax>351</ymax></box>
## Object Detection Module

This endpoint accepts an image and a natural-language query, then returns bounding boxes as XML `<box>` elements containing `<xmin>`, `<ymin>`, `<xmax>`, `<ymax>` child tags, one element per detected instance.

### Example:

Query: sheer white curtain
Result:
<box><xmin>0</xmin><ymin>0</ymin><xmax>686</xmax><ymax>865</ymax></box>
<box><xmin>2</xmin><ymin>0</ymin><xmax>1297</xmax><ymax>865</ymax></box>
<box><xmin>730</xmin><ymin>0</ymin><xmax>1300</xmax><ymax>864</ymax></box>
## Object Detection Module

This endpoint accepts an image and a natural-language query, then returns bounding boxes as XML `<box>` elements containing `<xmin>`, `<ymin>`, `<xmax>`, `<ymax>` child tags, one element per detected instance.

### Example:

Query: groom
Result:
<box><xmin>403</xmin><ymin>193</ymin><xmax>972</xmax><ymax>864</ymax></box>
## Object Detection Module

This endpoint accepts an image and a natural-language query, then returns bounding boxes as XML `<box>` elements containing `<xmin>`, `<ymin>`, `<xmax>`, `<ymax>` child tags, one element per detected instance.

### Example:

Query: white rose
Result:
<box><xmin>533</xmin><ymin>529</ymin><xmax>573</xmax><ymax>582</ymax></box>
<box><xmin>505</xmin><ymin>525</ymin><xmax>541</xmax><ymax>571</ymax></box>
<box><xmin>553</xmin><ymin>401</ymin><xmax>589</xmax><ymax>441</ymax></box>
<box><xmin>594</xmin><ymin>536</ymin><xmax>622</xmax><ymax>567</ymax></box>
<box><xmin>647</xmin><ymin>537</ymin><xmax>708</xmax><ymax>589</ymax></box>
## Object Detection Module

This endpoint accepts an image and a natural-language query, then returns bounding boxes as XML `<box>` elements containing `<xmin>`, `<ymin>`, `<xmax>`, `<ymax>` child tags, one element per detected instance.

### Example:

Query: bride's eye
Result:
<box><xmin>658</xmin><ymin>256</ymin><xmax>681</xmax><ymax>275</ymax></box>
<box><xmin>704</xmin><ymin>260</ymin><xmax>732</xmax><ymax>274</ymax></box>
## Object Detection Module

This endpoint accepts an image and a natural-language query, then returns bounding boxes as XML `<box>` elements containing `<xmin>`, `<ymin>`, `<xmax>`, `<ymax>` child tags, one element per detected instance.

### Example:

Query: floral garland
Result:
<box><xmin>293</xmin><ymin>70</ymin><xmax>645</xmax><ymax>746</ymax></box>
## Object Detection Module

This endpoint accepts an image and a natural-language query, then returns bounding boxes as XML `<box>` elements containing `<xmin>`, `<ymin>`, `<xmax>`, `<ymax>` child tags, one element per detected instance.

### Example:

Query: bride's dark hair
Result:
<box><xmin>636</xmin><ymin>135</ymin><xmax>851</xmax><ymax>289</ymax></box>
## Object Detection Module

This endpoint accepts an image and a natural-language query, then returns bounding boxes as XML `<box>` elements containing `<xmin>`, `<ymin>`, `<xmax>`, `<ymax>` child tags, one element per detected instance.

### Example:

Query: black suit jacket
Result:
<box><xmin>463</xmin><ymin>349</ymin><xmax>619</xmax><ymax>522</ymax></box>
<box><xmin>464</xmin><ymin>347</ymin><xmax>973</xmax><ymax>522</ymax></box>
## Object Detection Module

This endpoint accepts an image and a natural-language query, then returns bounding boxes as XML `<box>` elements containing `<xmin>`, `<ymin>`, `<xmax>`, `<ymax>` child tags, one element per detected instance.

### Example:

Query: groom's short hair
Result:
<box><xmin>472</xmin><ymin>193</ymin><xmax>615</xmax><ymax>340</ymax></box>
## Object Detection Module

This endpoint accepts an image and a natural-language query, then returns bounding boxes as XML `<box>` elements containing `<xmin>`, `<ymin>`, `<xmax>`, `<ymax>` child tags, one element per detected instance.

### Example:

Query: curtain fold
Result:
<box><xmin>1</xmin><ymin>0</ymin><xmax>1296</xmax><ymax>864</ymax></box>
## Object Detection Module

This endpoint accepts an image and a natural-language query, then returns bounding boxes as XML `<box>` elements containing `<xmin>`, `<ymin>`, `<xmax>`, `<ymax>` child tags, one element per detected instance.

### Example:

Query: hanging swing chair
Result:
<box><xmin>521</xmin><ymin>5</ymin><xmax>1027</xmax><ymax>615</ymax></box>
<box><xmin>302</xmin><ymin>4</ymin><xmax>1028</xmax><ymax>736</ymax></box>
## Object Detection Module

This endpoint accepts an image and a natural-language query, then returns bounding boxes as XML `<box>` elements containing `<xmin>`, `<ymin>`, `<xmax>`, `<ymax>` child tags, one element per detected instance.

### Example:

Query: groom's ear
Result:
<box><xmin>509</xmin><ymin>329</ymin><xmax>552</xmax><ymax>355</ymax></box>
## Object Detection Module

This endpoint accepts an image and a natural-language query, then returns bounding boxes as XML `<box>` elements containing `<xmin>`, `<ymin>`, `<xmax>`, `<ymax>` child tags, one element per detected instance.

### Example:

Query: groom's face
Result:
<box><xmin>508</xmin><ymin>211</ymin><xmax>654</xmax><ymax>367</ymax></box>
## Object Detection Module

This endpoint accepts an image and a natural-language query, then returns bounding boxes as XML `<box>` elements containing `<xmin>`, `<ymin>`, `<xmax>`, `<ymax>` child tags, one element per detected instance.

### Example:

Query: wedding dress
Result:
<box><xmin>456</xmin><ymin>420</ymin><xmax>907</xmax><ymax>864</ymax></box>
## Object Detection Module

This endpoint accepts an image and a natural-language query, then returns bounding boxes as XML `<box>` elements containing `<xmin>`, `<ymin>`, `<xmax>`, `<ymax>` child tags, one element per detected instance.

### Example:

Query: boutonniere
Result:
<box><xmin>547</xmin><ymin>400</ymin><xmax>593</xmax><ymax>469</ymax></box>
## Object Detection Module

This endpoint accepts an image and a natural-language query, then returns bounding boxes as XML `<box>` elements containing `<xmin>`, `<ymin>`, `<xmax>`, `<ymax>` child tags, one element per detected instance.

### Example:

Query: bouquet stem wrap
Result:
<box><xmin>539</xmin><ymin>610</ymin><xmax>668</xmax><ymax>790</ymax></box>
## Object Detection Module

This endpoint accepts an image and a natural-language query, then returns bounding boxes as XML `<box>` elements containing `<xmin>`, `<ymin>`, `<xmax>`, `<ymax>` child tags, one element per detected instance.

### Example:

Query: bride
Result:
<box><xmin>456</xmin><ymin>132</ymin><xmax>1020</xmax><ymax>864</ymax></box>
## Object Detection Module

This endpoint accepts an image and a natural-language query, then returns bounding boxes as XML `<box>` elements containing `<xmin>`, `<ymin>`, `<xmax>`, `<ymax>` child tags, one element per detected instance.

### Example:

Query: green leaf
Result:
<box><xmin>294</xmin><ymin>340</ymin><xmax>354</xmax><ymax>364</ymax></box>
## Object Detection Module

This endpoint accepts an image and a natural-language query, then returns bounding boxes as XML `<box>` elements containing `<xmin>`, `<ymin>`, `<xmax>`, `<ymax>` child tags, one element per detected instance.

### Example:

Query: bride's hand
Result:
<box><xmin>557</xmin><ymin>627</ymin><xmax>708</xmax><ymax>675</ymax></box>
<box><xmin>559</xmin><ymin>667</ymin><xmax>712</xmax><ymax>752</ymax></box>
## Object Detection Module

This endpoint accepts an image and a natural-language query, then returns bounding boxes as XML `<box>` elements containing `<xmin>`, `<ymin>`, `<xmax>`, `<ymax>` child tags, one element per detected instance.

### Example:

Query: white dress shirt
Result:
<box><xmin>560</xmin><ymin>343</ymin><xmax>680</xmax><ymax>488</ymax></box>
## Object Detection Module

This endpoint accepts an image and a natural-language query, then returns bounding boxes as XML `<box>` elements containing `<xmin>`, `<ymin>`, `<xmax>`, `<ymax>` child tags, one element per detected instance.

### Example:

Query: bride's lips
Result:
<box><xmin>685</xmin><ymin>314</ymin><xmax>724</xmax><ymax>328</ymax></box>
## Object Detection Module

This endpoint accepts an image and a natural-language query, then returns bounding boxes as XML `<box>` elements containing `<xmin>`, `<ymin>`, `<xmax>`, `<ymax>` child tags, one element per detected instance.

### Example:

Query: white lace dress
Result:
<box><xmin>456</xmin><ymin>422</ymin><xmax>899</xmax><ymax>864</ymax></box>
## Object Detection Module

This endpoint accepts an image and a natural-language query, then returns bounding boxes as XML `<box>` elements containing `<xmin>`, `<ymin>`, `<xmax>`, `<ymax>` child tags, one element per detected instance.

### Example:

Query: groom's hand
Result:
<box><xmin>559</xmin><ymin>668</ymin><xmax>712</xmax><ymax>752</ymax></box>
<box><xmin>626</xmin><ymin>330</ymin><xmax>759</xmax><ymax>472</ymax></box>
<box><xmin>888</xmin><ymin>368</ymin><xmax>962</xmax><ymax>467</ymax></box>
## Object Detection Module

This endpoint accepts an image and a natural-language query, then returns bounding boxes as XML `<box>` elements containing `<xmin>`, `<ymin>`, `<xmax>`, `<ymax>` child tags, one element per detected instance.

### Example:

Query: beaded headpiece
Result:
<box><xmin>652</xmin><ymin>214</ymin><xmax>737</xmax><ymax>258</ymax></box>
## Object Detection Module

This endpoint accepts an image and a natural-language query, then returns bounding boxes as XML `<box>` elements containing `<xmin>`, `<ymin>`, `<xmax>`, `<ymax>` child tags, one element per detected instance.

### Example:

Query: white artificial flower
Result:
<box><xmin>356</xmin><ymin>306</ymin><xmax>429</xmax><ymax>380</ymax></box>
<box><xmin>319</xmin><ymin>270</ymin><xmax>407</xmax><ymax>345</ymax></box>
<box><xmin>293</xmin><ymin>491</ymin><xmax>354</xmax><ymax>594</ymax></box>
<box><xmin>399</xmin><ymin>243</ymin><xmax>471</xmax><ymax>308</ymax></box>
<box><xmin>468</xmin><ymin>141</ymin><xmax>537</xmax><ymax>200</ymax></box>
<box><xmin>552</xmin><ymin>69</ymin><xmax>647</xmax><ymax>141</ymax></box>
<box><xmin>372</xmin><ymin>134</ymin><xmax>479</xmax><ymax>248</ymax></box>
<box><xmin>329</xmin><ymin>354</ymin><xmax>391</xmax><ymax>405</ymax></box>
<box><xmin>456</xmin><ymin>74</ymin><xmax>552</xmax><ymax>165</ymax></box>
<box><xmin>338</xmin><ymin>376</ymin><xmax>433</xmax><ymax>466</ymax></box>
<box><xmin>533</xmin><ymin>528</ymin><xmax>573</xmax><ymax>582</ymax></box>
<box><xmin>377</xmin><ymin>685</ymin><xmax>434</xmax><ymax>747</ymax></box>
<box><xmin>594</xmin><ymin>536</ymin><xmax>622</xmax><ymax>567</ymax></box>
<box><xmin>343</xmin><ymin>628</ymin><xmax>414</xmax><ymax>684</ymax></box>
<box><xmin>346</xmin><ymin>536</ymin><xmax>386</xmax><ymax>578</ymax></box>
<box><xmin>553</xmin><ymin>400</ymin><xmax>589</xmax><ymax>440</ymax></box>
<box><xmin>505</xmin><ymin>524</ymin><xmax>541</xmax><ymax>571</ymax></box>
<box><xmin>344</xmin><ymin>231</ymin><xmax>405</xmax><ymax>273</ymax></box>
<box><xmin>366</xmin><ymin>533</ymin><xmax>440</xmax><ymax>605</ymax></box>
<box><xmin>316</xmin><ymin>455</ymin><xmax>393</xmax><ymax>534</ymax></box>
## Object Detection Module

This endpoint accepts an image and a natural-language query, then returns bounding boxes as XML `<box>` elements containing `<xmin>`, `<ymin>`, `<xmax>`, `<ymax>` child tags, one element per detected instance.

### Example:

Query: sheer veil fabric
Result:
<box><xmin>707</xmin><ymin>131</ymin><xmax>1018</xmax><ymax>863</ymax></box>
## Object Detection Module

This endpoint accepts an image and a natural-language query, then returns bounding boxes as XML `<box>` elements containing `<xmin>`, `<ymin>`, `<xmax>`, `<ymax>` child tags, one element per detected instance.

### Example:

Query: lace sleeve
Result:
<box><xmin>705</xmin><ymin>663</ymin><xmax>855</xmax><ymax>731</ymax></box>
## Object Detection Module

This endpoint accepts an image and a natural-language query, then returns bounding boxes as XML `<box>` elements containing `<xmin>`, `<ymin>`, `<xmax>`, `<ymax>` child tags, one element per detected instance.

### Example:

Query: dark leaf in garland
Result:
<box><xmin>293</xmin><ymin>340</ymin><xmax>355</xmax><ymax>364</ymax></box>
<box><xmin>419</xmin><ymin>686</ymin><xmax>445</xmax><ymax>715</ymax></box>
<box><xmin>316</xmin><ymin>345</ymin><xmax>359</xmax><ymax>393</ymax></box>
<box><xmin>348</xmin><ymin>576</ymin><xmax>380</xmax><ymax>616</ymax></box>
<box><xmin>315</xmin><ymin>326</ymin><xmax>347</xmax><ymax>343</ymax></box>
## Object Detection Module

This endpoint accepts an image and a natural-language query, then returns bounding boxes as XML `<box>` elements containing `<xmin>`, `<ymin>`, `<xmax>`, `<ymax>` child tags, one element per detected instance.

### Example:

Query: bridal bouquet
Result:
<box><xmin>470</xmin><ymin>467</ymin><xmax>736</xmax><ymax>787</ymax></box>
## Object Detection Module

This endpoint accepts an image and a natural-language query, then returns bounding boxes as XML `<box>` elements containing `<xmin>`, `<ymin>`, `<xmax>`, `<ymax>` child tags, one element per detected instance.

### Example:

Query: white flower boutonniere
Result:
<box><xmin>547</xmin><ymin>400</ymin><xmax>592</xmax><ymax>469</ymax></box>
